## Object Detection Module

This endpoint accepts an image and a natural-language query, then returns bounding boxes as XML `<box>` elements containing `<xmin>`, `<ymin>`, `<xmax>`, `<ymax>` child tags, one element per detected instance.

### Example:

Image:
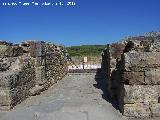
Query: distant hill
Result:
<box><xmin>66</xmin><ymin>45</ymin><xmax>107</xmax><ymax>56</ymax></box>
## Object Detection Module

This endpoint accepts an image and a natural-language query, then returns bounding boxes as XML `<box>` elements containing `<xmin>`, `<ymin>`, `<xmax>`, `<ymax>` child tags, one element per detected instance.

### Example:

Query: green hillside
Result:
<box><xmin>66</xmin><ymin>45</ymin><xmax>107</xmax><ymax>56</ymax></box>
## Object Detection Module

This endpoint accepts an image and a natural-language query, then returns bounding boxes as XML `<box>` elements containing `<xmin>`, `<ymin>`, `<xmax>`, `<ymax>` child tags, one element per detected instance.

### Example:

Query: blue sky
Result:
<box><xmin>0</xmin><ymin>0</ymin><xmax>160</xmax><ymax>46</ymax></box>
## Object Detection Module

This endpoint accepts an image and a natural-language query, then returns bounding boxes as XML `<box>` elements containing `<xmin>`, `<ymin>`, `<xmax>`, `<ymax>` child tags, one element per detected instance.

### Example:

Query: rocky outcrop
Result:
<box><xmin>0</xmin><ymin>41</ymin><xmax>68</xmax><ymax>111</ymax></box>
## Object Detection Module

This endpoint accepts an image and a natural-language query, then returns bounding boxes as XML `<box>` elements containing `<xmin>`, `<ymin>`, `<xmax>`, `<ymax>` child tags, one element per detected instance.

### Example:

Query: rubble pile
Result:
<box><xmin>0</xmin><ymin>41</ymin><xmax>68</xmax><ymax>111</ymax></box>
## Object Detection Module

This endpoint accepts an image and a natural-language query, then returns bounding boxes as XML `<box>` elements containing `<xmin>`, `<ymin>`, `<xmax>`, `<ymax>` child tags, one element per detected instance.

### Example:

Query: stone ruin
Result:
<box><xmin>102</xmin><ymin>40</ymin><xmax>160</xmax><ymax>119</ymax></box>
<box><xmin>0</xmin><ymin>41</ymin><xmax>68</xmax><ymax>111</ymax></box>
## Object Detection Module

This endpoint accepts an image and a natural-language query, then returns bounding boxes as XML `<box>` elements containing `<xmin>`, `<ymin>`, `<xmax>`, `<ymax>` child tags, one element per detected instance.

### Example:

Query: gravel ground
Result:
<box><xmin>0</xmin><ymin>73</ymin><xmax>158</xmax><ymax>120</ymax></box>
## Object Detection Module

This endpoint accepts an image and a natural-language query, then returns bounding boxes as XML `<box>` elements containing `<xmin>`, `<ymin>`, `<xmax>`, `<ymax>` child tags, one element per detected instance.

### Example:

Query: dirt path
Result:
<box><xmin>0</xmin><ymin>73</ymin><xmax>127</xmax><ymax>120</ymax></box>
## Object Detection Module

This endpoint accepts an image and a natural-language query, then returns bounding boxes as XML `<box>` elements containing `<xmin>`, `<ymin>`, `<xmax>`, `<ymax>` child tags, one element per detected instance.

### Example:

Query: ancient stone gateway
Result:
<box><xmin>0</xmin><ymin>41</ymin><xmax>68</xmax><ymax>110</ymax></box>
<box><xmin>1</xmin><ymin>39</ymin><xmax>160</xmax><ymax>119</ymax></box>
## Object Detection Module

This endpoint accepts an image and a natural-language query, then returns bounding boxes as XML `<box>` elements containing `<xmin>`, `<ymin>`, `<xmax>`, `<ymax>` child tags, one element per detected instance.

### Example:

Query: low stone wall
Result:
<box><xmin>0</xmin><ymin>41</ymin><xmax>68</xmax><ymax>111</ymax></box>
<box><xmin>103</xmin><ymin>40</ymin><xmax>160</xmax><ymax>119</ymax></box>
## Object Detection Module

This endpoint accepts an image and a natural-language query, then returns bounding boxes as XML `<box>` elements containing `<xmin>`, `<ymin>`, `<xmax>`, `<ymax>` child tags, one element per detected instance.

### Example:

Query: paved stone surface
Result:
<box><xmin>0</xmin><ymin>73</ymin><xmax>127</xmax><ymax>120</ymax></box>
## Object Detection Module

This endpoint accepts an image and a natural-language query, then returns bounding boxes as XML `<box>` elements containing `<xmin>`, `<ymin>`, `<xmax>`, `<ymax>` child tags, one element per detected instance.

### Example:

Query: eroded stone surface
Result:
<box><xmin>121</xmin><ymin>85</ymin><xmax>160</xmax><ymax>104</ymax></box>
<box><xmin>150</xmin><ymin>103</ymin><xmax>160</xmax><ymax>117</ymax></box>
<box><xmin>122</xmin><ymin>72</ymin><xmax>145</xmax><ymax>85</ymax></box>
<box><xmin>123</xmin><ymin>103</ymin><xmax>151</xmax><ymax>118</ymax></box>
<box><xmin>124</xmin><ymin>52</ymin><xmax>160</xmax><ymax>71</ymax></box>
<box><xmin>145</xmin><ymin>69</ymin><xmax>160</xmax><ymax>85</ymax></box>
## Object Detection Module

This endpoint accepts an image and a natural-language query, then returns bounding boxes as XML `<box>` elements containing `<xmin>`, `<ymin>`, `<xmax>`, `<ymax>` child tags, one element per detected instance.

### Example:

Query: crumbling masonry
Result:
<box><xmin>102</xmin><ymin>40</ymin><xmax>160</xmax><ymax>118</ymax></box>
<box><xmin>0</xmin><ymin>41</ymin><xmax>68</xmax><ymax>111</ymax></box>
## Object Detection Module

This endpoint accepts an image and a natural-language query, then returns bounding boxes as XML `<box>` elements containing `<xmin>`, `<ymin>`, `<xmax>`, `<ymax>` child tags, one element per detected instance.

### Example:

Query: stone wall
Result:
<box><xmin>103</xmin><ymin>40</ymin><xmax>160</xmax><ymax>119</ymax></box>
<box><xmin>119</xmin><ymin>51</ymin><xmax>160</xmax><ymax>118</ymax></box>
<box><xmin>101</xmin><ymin>43</ymin><xmax>125</xmax><ymax>99</ymax></box>
<box><xmin>0</xmin><ymin>41</ymin><xmax>68</xmax><ymax>111</ymax></box>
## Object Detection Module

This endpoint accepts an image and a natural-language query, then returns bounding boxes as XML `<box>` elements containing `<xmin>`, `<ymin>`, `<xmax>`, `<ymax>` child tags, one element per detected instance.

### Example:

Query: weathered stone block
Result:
<box><xmin>29</xmin><ymin>41</ymin><xmax>45</xmax><ymax>57</ymax></box>
<box><xmin>0</xmin><ymin>105</ymin><xmax>12</xmax><ymax>111</ymax></box>
<box><xmin>0</xmin><ymin>90</ymin><xmax>11</xmax><ymax>106</ymax></box>
<box><xmin>46</xmin><ymin>58</ymin><xmax>60</xmax><ymax>65</ymax></box>
<box><xmin>110</xmin><ymin>70</ymin><xmax>121</xmax><ymax>89</ymax></box>
<box><xmin>35</xmin><ymin>66</ymin><xmax>46</xmax><ymax>85</ymax></box>
<box><xmin>11</xmin><ymin>80</ymin><xmax>35</xmax><ymax>105</ymax></box>
<box><xmin>0</xmin><ymin>58</ymin><xmax>11</xmax><ymax>71</ymax></box>
<box><xmin>11</xmin><ymin>86</ymin><xmax>24</xmax><ymax>105</ymax></box>
<box><xmin>151</xmin><ymin>42</ymin><xmax>160</xmax><ymax>52</ymax></box>
<box><xmin>19</xmin><ymin>69</ymin><xmax>35</xmax><ymax>86</ymax></box>
<box><xmin>0</xmin><ymin>45</ymin><xmax>8</xmax><ymax>57</ymax></box>
<box><xmin>110</xmin><ymin>58</ymin><xmax>117</xmax><ymax>68</ymax></box>
<box><xmin>35</xmin><ymin>57</ymin><xmax>45</xmax><ymax>66</ymax></box>
<box><xmin>124</xmin><ymin>52</ymin><xmax>160</xmax><ymax>71</ymax></box>
<box><xmin>29</xmin><ymin>85</ymin><xmax>44</xmax><ymax>96</ymax></box>
<box><xmin>150</xmin><ymin>103</ymin><xmax>160</xmax><ymax>117</ymax></box>
<box><xmin>122</xmin><ymin>72</ymin><xmax>145</xmax><ymax>85</ymax></box>
<box><xmin>120</xmin><ymin>85</ymin><xmax>160</xmax><ymax>104</ymax></box>
<box><xmin>0</xmin><ymin>72</ymin><xmax>18</xmax><ymax>88</ymax></box>
<box><xmin>123</xmin><ymin>103</ymin><xmax>151</xmax><ymax>118</ymax></box>
<box><xmin>0</xmin><ymin>46</ymin><xmax>22</xmax><ymax>57</ymax></box>
<box><xmin>145</xmin><ymin>69</ymin><xmax>160</xmax><ymax>85</ymax></box>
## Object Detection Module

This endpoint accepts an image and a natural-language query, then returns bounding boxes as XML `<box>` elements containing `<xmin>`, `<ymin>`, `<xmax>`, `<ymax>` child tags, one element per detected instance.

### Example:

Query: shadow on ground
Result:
<box><xmin>93</xmin><ymin>68</ymin><xmax>119</xmax><ymax>110</ymax></box>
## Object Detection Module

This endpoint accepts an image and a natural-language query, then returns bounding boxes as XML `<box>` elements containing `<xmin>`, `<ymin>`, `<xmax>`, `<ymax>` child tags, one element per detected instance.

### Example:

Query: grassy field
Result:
<box><xmin>66</xmin><ymin>45</ymin><xmax>107</xmax><ymax>57</ymax></box>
